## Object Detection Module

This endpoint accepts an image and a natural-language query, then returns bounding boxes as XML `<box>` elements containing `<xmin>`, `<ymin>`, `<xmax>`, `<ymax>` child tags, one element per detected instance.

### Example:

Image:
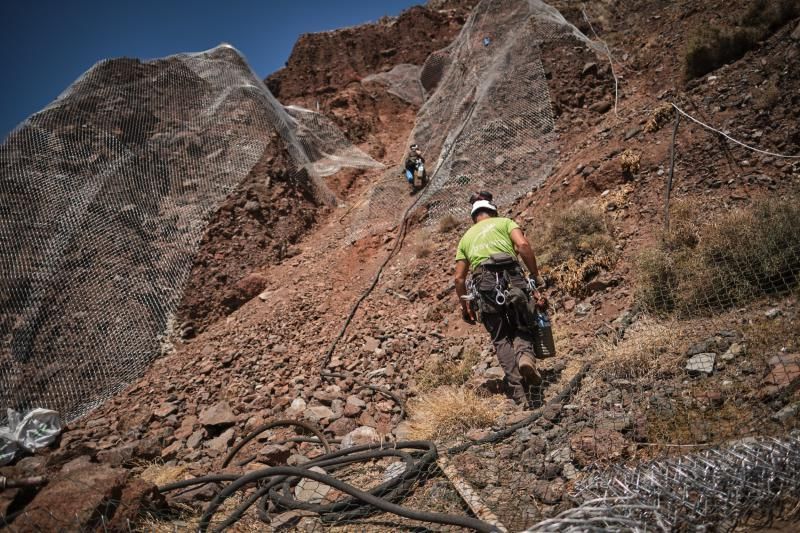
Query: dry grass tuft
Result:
<box><xmin>594</xmin><ymin>316</ymin><xmax>684</xmax><ymax>380</ymax></box>
<box><xmin>536</xmin><ymin>201</ymin><xmax>616</xmax><ymax>296</ymax></box>
<box><xmin>438</xmin><ymin>213</ymin><xmax>460</xmax><ymax>233</ymax></box>
<box><xmin>408</xmin><ymin>386</ymin><xmax>504</xmax><ymax>442</ymax></box>
<box><xmin>637</xmin><ymin>198</ymin><xmax>800</xmax><ymax>315</ymax></box>
<box><xmin>414</xmin><ymin>232</ymin><xmax>434</xmax><ymax>258</ymax></box>
<box><xmin>619</xmin><ymin>149</ymin><xmax>641</xmax><ymax>178</ymax></box>
<box><xmin>417</xmin><ymin>347</ymin><xmax>481</xmax><ymax>392</ymax></box>
<box><xmin>644</xmin><ymin>103</ymin><xmax>674</xmax><ymax>133</ymax></box>
<box><xmin>139</xmin><ymin>461</ymin><xmax>188</xmax><ymax>487</ymax></box>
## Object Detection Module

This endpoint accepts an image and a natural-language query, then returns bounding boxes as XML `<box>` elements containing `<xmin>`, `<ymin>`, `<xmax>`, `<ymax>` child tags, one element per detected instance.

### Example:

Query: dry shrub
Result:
<box><xmin>754</xmin><ymin>78</ymin><xmax>780</xmax><ymax>110</ymax></box>
<box><xmin>438</xmin><ymin>213</ymin><xmax>460</xmax><ymax>233</ymax></box>
<box><xmin>744</xmin><ymin>313</ymin><xmax>800</xmax><ymax>355</ymax></box>
<box><xmin>536</xmin><ymin>201</ymin><xmax>616</xmax><ymax>296</ymax></box>
<box><xmin>636</xmin><ymin>198</ymin><xmax>800</xmax><ymax>314</ymax></box>
<box><xmin>417</xmin><ymin>347</ymin><xmax>481</xmax><ymax>391</ymax></box>
<box><xmin>644</xmin><ymin>103</ymin><xmax>674</xmax><ymax>134</ymax></box>
<box><xmin>414</xmin><ymin>232</ymin><xmax>434</xmax><ymax>258</ymax></box>
<box><xmin>685</xmin><ymin>0</ymin><xmax>799</xmax><ymax>79</ymax></box>
<box><xmin>139</xmin><ymin>461</ymin><xmax>188</xmax><ymax>487</ymax></box>
<box><xmin>594</xmin><ymin>316</ymin><xmax>683</xmax><ymax>380</ymax></box>
<box><xmin>619</xmin><ymin>149</ymin><xmax>641</xmax><ymax>178</ymax></box>
<box><xmin>408</xmin><ymin>386</ymin><xmax>504</xmax><ymax>441</ymax></box>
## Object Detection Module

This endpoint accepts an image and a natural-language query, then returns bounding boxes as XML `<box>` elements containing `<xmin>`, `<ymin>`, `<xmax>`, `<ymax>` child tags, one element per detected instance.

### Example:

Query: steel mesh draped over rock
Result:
<box><xmin>0</xmin><ymin>44</ymin><xmax>381</xmax><ymax>424</ymax></box>
<box><xmin>348</xmin><ymin>0</ymin><xmax>605</xmax><ymax>241</ymax></box>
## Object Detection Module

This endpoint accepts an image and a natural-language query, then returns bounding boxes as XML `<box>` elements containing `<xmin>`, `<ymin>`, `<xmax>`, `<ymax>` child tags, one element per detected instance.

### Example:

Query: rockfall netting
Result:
<box><xmin>348</xmin><ymin>0</ymin><xmax>606</xmax><ymax>242</ymax></box>
<box><xmin>0</xmin><ymin>44</ymin><xmax>381</xmax><ymax>424</ymax></box>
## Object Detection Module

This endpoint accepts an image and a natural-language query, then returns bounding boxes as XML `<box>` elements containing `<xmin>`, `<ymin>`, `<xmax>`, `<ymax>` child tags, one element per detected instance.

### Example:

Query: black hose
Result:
<box><xmin>221</xmin><ymin>419</ymin><xmax>331</xmax><ymax>468</ymax></box>
<box><xmin>200</xmin><ymin>465</ymin><xmax>499</xmax><ymax>533</ymax></box>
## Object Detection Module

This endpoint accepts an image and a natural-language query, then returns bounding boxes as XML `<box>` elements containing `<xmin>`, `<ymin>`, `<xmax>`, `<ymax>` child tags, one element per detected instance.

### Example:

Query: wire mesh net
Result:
<box><xmin>346</xmin><ymin>0</ymin><xmax>606</xmax><ymax>242</ymax></box>
<box><xmin>0</xmin><ymin>44</ymin><xmax>380</xmax><ymax>425</ymax></box>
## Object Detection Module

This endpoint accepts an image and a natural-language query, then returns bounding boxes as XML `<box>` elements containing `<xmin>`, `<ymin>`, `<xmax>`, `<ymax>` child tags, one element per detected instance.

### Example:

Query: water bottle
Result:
<box><xmin>534</xmin><ymin>309</ymin><xmax>556</xmax><ymax>359</ymax></box>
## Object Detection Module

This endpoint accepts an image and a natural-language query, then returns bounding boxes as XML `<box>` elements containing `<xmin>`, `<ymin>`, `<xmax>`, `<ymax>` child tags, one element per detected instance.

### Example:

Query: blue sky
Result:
<box><xmin>0</xmin><ymin>0</ymin><xmax>421</xmax><ymax>140</ymax></box>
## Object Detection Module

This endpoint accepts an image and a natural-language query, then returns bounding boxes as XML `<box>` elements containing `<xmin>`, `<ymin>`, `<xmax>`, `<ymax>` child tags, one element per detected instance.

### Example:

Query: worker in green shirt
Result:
<box><xmin>454</xmin><ymin>192</ymin><xmax>547</xmax><ymax>406</ymax></box>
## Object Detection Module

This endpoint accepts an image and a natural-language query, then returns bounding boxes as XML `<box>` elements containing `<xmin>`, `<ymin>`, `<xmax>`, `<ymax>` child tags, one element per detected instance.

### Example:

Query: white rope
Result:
<box><xmin>671</xmin><ymin>103</ymin><xmax>800</xmax><ymax>159</ymax></box>
<box><xmin>581</xmin><ymin>5</ymin><xmax>620</xmax><ymax>117</ymax></box>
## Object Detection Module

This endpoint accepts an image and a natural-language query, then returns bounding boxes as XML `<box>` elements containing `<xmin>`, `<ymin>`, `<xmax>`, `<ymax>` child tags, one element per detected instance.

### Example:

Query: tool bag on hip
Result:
<box><xmin>471</xmin><ymin>253</ymin><xmax>556</xmax><ymax>359</ymax></box>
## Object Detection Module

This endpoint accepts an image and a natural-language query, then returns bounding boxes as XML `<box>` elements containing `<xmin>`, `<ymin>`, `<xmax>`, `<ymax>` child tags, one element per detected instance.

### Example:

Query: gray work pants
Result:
<box><xmin>474</xmin><ymin>266</ymin><xmax>537</xmax><ymax>404</ymax></box>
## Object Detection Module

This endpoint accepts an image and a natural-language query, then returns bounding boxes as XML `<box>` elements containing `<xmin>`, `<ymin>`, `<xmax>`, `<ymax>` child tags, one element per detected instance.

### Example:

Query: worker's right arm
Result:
<box><xmin>454</xmin><ymin>260</ymin><xmax>476</xmax><ymax>324</ymax></box>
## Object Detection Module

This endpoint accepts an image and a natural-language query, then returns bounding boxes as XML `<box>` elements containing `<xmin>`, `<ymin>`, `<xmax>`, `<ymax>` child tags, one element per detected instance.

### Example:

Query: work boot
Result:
<box><xmin>519</xmin><ymin>354</ymin><xmax>541</xmax><ymax>386</ymax></box>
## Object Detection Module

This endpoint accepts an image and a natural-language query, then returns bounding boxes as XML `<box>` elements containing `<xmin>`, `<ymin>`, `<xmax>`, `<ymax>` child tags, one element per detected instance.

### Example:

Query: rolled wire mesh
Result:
<box><xmin>0</xmin><ymin>44</ymin><xmax>380</xmax><ymax>424</ymax></box>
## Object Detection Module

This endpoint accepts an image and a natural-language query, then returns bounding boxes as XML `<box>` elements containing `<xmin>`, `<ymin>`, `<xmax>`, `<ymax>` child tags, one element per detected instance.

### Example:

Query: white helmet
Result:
<box><xmin>470</xmin><ymin>199</ymin><xmax>497</xmax><ymax>217</ymax></box>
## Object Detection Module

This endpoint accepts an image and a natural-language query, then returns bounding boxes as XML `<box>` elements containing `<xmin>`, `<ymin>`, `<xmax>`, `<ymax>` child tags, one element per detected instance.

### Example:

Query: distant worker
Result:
<box><xmin>454</xmin><ymin>193</ymin><xmax>547</xmax><ymax>407</ymax></box>
<box><xmin>404</xmin><ymin>144</ymin><xmax>427</xmax><ymax>194</ymax></box>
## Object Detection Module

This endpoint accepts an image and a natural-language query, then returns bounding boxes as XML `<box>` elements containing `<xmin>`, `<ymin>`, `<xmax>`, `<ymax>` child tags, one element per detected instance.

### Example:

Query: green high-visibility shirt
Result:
<box><xmin>455</xmin><ymin>217</ymin><xmax>520</xmax><ymax>270</ymax></box>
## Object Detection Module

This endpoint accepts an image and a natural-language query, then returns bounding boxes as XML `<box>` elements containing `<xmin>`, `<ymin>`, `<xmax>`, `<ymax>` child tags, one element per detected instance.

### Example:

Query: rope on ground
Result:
<box><xmin>671</xmin><ymin>103</ymin><xmax>800</xmax><ymax>159</ymax></box>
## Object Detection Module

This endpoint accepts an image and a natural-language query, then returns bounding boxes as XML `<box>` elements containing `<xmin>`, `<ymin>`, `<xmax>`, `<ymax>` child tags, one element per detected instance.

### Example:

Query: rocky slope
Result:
<box><xmin>3</xmin><ymin>0</ymin><xmax>800</xmax><ymax>530</ymax></box>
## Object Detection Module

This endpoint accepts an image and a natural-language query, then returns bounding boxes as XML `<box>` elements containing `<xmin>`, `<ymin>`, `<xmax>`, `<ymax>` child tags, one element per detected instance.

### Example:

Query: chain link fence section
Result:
<box><xmin>347</xmin><ymin>0</ymin><xmax>606</xmax><ymax>242</ymax></box>
<box><xmin>0</xmin><ymin>44</ymin><xmax>380</xmax><ymax>425</ymax></box>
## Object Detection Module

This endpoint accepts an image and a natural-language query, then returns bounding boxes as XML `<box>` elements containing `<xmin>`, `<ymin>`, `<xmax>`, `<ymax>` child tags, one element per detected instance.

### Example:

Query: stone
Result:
<box><xmin>18</xmin><ymin>463</ymin><xmax>128</xmax><ymax>531</ymax></box>
<box><xmin>244</xmin><ymin>200</ymin><xmax>261</xmax><ymax>214</ymax></box>
<box><xmin>595</xmin><ymin>412</ymin><xmax>633</xmax><ymax>431</ymax></box>
<box><xmin>109</xmin><ymin>477</ymin><xmax>168</xmax><ymax>531</ymax></box>
<box><xmin>761</xmin><ymin>353</ymin><xmax>800</xmax><ymax>395</ymax></box>
<box><xmin>581</xmin><ymin>62</ymin><xmax>598</xmax><ymax>76</ymax></box>
<box><xmin>772</xmin><ymin>402</ymin><xmax>800</xmax><ymax>422</ymax></box>
<box><xmin>205</xmin><ymin>427</ymin><xmax>236</xmax><ymax>452</ymax></box>
<box><xmin>687</xmin><ymin>339</ymin><xmax>716</xmax><ymax>356</ymax></box>
<box><xmin>258</xmin><ymin>443</ymin><xmax>293</xmax><ymax>465</ymax></box>
<box><xmin>326</xmin><ymin>417</ymin><xmax>357</xmax><ymax>437</ymax></box>
<box><xmin>792</xmin><ymin>21</ymin><xmax>800</xmax><ymax>40</ymax></box>
<box><xmin>563</xmin><ymin>299</ymin><xmax>576</xmax><ymax>312</ymax></box>
<box><xmin>305</xmin><ymin>405</ymin><xmax>335</xmax><ymax>423</ymax></box>
<box><xmin>393</xmin><ymin>421</ymin><xmax>413</xmax><ymax>441</ymax></box>
<box><xmin>589</xmin><ymin>100</ymin><xmax>612</xmax><ymax>114</ymax></box>
<box><xmin>484</xmin><ymin>366</ymin><xmax>506</xmax><ymax>380</ymax></box>
<box><xmin>531</xmin><ymin>479</ymin><xmax>565</xmax><ymax>504</ymax></box>
<box><xmin>624</xmin><ymin>126</ymin><xmax>642</xmax><ymax>140</ymax></box>
<box><xmin>286</xmin><ymin>397</ymin><xmax>307</xmax><ymax>417</ymax></box>
<box><xmin>341</xmin><ymin>426</ymin><xmax>381</xmax><ymax>449</ymax></box>
<box><xmin>198</xmin><ymin>401</ymin><xmax>237</xmax><ymax>428</ymax></box>
<box><xmin>161</xmin><ymin>440</ymin><xmax>183</xmax><ymax>460</ymax></box>
<box><xmin>562</xmin><ymin>463</ymin><xmax>578</xmax><ymax>480</ymax></box>
<box><xmin>686</xmin><ymin>353</ymin><xmax>716</xmax><ymax>376</ymax></box>
<box><xmin>574</xmin><ymin>303</ymin><xmax>593</xmax><ymax>316</ymax></box>
<box><xmin>187</xmin><ymin>429</ymin><xmax>205</xmax><ymax>450</ymax></box>
<box><xmin>363</xmin><ymin>336</ymin><xmax>380</xmax><ymax>352</ymax></box>
<box><xmin>765</xmin><ymin>307</ymin><xmax>782</xmax><ymax>319</ymax></box>
<box><xmin>721</xmin><ymin>342</ymin><xmax>745</xmax><ymax>362</ymax></box>
<box><xmin>343</xmin><ymin>403</ymin><xmax>362</xmax><ymax>417</ymax></box>
<box><xmin>294</xmin><ymin>467</ymin><xmax>331</xmax><ymax>504</ymax></box>
<box><xmin>547</xmin><ymin>446</ymin><xmax>572</xmax><ymax>464</ymax></box>
<box><xmin>346</xmin><ymin>395</ymin><xmax>366</xmax><ymax>408</ymax></box>
<box><xmin>570</xmin><ymin>428</ymin><xmax>628</xmax><ymax>466</ymax></box>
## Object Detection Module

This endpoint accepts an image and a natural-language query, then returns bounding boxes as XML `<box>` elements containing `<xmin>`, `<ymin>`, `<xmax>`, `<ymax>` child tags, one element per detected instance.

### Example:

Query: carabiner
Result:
<box><xmin>495</xmin><ymin>289</ymin><xmax>506</xmax><ymax>306</ymax></box>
